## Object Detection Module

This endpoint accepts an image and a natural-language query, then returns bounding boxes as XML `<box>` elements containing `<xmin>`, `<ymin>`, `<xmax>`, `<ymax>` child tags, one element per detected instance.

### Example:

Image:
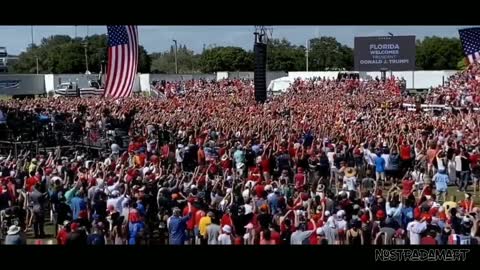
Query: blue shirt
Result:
<box><xmin>433</xmin><ymin>172</ymin><xmax>449</xmax><ymax>191</ymax></box>
<box><xmin>375</xmin><ymin>156</ymin><xmax>386</xmax><ymax>173</ymax></box>
<box><xmin>70</xmin><ymin>196</ymin><xmax>87</xmax><ymax>220</ymax></box>
<box><xmin>87</xmin><ymin>233</ymin><xmax>105</xmax><ymax>245</ymax></box>
<box><xmin>168</xmin><ymin>214</ymin><xmax>192</xmax><ymax>245</ymax></box>
<box><xmin>401</xmin><ymin>207</ymin><xmax>413</xmax><ymax>229</ymax></box>
<box><xmin>267</xmin><ymin>193</ymin><xmax>279</xmax><ymax>215</ymax></box>
<box><xmin>129</xmin><ymin>221</ymin><xmax>145</xmax><ymax>245</ymax></box>
<box><xmin>233</xmin><ymin>150</ymin><xmax>245</xmax><ymax>164</ymax></box>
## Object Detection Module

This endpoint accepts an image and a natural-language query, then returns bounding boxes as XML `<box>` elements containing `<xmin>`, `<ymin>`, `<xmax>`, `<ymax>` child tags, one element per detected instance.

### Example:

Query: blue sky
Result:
<box><xmin>0</xmin><ymin>25</ymin><xmax>478</xmax><ymax>55</ymax></box>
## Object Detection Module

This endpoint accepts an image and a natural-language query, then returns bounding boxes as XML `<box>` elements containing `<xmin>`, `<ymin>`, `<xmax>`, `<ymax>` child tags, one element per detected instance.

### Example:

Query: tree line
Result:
<box><xmin>8</xmin><ymin>34</ymin><xmax>466</xmax><ymax>74</ymax></box>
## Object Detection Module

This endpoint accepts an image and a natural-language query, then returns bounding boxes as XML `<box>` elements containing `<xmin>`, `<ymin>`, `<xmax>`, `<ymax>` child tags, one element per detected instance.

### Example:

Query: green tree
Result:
<box><xmin>199</xmin><ymin>46</ymin><xmax>254</xmax><ymax>73</ymax></box>
<box><xmin>457</xmin><ymin>58</ymin><xmax>468</xmax><ymax>70</ymax></box>
<box><xmin>416</xmin><ymin>37</ymin><xmax>463</xmax><ymax>70</ymax></box>
<box><xmin>308</xmin><ymin>37</ymin><xmax>353</xmax><ymax>70</ymax></box>
<box><xmin>13</xmin><ymin>34</ymin><xmax>151</xmax><ymax>74</ymax></box>
<box><xmin>150</xmin><ymin>44</ymin><xmax>199</xmax><ymax>74</ymax></box>
<box><xmin>267</xmin><ymin>38</ymin><xmax>305</xmax><ymax>71</ymax></box>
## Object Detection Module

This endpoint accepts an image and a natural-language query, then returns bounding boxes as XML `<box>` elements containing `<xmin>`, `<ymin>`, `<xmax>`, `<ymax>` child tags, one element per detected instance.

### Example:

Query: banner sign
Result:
<box><xmin>0</xmin><ymin>80</ymin><xmax>20</xmax><ymax>89</ymax></box>
<box><xmin>354</xmin><ymin>36</ymin><xmax>416</xmax><ymax>71</ymax></box>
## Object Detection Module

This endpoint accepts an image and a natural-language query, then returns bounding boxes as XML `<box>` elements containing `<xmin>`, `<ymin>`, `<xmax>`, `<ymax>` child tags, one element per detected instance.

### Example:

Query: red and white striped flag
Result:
<box><xmin>105</xmin><ymin>25</ymin><xmax>138</xmax><ymax>98</ymax></box>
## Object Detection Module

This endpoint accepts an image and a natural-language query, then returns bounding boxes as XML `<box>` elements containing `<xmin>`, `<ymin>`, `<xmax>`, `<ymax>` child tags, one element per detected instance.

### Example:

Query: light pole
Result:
<box><xmin>30</xmin><ymin>26</ymin><xmax>34</xmax><ymax>47</ymax></box>
<box><xmin>172</xmin><ymin>39</ymin><xmax>178</xmax><ymax>74</ymax></box>
<box><xmin>83</xmin><ymin>42</ymin><xmax>90</xmax><ymax>74</ymax></box>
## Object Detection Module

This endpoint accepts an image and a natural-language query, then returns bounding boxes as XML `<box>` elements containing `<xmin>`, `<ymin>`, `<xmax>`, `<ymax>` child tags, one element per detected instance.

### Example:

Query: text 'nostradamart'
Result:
<box><xmin>375</xmin><ymin>249</ymin><xmax>470</xmax><ymax>262</ymax></box>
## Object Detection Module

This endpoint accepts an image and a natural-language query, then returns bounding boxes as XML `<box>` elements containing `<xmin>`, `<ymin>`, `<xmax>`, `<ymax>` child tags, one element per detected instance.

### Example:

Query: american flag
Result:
<box><xmin>105</xmin><ymin>25</ymin><xmax>138</xmax><ymax>98</ymax></box>
<box><xmin>459</xmin><ymin>27</ymin><xmax>480</xmax><ymax>64</ymax></box>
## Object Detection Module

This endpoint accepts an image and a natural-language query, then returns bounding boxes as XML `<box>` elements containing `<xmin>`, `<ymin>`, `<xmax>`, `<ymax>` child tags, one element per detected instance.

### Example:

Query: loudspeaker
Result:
<box><xmin>254</xmin><ymin>42</ymin><xmax>267</xmax><ymax>103</ymax></box>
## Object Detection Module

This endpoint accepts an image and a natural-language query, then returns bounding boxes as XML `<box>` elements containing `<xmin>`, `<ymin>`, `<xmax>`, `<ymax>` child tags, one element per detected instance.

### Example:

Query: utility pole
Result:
<box><xmin>173</xmin><ymin>39</ymin><xmax>178</xmax><ymax>74</ymax></box>
<box><xmin>306</xmin><ymin>39</ymin><xmax>309</xmax><ymax>72</ymax></box>
<box><xmin>84</xmin><ymin>43</ymin><xmax>90</xmax><ymax>74</ymax></box>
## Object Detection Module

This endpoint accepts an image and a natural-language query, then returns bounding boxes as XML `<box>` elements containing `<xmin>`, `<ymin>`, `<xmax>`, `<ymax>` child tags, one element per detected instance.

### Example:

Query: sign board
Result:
<box><xmin>354</xmin><ymin>36</ymin><xmax>416</xmax><ymax>71</ymax></box>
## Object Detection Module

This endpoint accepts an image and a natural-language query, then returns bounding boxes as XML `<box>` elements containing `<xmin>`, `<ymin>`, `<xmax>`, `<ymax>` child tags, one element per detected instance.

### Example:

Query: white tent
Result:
<box><xmin>267</xmin><ymin>76</ymin><xmax>294</xmax><ymax>94</ymax></box>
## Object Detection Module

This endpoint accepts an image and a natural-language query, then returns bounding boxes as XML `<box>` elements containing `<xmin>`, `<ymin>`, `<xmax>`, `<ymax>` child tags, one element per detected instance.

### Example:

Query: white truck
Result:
<box><xmin>54</xmin><ymin>79</ymin><xmax>104</xmax><ymax>97</ymax></box>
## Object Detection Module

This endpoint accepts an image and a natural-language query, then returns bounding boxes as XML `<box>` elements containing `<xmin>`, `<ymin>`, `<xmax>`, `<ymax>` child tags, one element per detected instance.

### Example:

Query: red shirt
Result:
<box><xmin>161</xmin><ymin>145</ymin><xmax>170</xmax><ymax>159</ymax></box>
<box><xmin>57</xmin><ymin>229</ymin><xmax>68</xmax><ymax>245</ymax></box>
<box><xmin>470</xmin><ymin>154</ymin><xmax>480</xmax><ymax>168</ymax></box>
<box><xmin>402</xmin><ymin>179</ymin><xmax>415</xmax><ymax>198</ymax></box>
<box><xmin>459</xmin><ymin>199</ymin><xmax>475</xmax><ymax>211</ymax></box>
<box><xmin>295</xmin><ymin>173</ymin><xmax>305</xmax><ymax>188</ymax></box>
<box><xmin>420</xmin><ymin>236</ymin><xmax>437</xmax><ymax>245</ymax></box>
<box><xmin>271</xmin><ymin>230</ymin><xmax>281</xmax><ymax>245</ymax></box>
<box><xmin>221</xmin><ymin>159</ymin><xmax>232</xmax><ymax>170</ymax></box>
<box><xmin>255</xmin><ymin>184</ymin><xmax>265</xmax><ymax>198</ymax></box>
<box><xmin>26</xmin><ymin>176</ymin><xmax>39</xmax><ymax>192</ymax></box>
<box><xmin>400</xmin><ymin>145</ymin><xmax>411</xmax><ymax>160</ymax></box>
<box><xmin>307</xmin><ymin>222</ymin><xmax>318</xmax><ymax>245</ymax></box>
<box><xmin>261</xmin><ymin>157</ymin><xmax>270</xmax><ymax>173</ymax></box>
<box><xmin>194</xmin><ymin>210</ymin><xmax>205</xmax><ymax>228</ymax></box>
<box><xmin>221</xmin><ymin>214</ymin><xmax>233</xmax><ymax>229</ymax></box>
<box><xmin>184</xmin><ymin>206</ymin><xmax>197</xmax><ymax>231</ymax></box>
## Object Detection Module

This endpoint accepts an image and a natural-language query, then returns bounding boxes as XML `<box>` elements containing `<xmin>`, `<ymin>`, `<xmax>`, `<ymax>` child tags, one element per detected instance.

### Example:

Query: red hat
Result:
<box><xmin>88</xmin><ymin>177</ymin><xmax>96</xmax><ymax>186</ymax></box>
<box><xmin>422</xmin><ymin>213</ymin><xmax>432</xmax><ymax>223</ymax></box>
<box><xmin>298</xmin><ymin>167</ymin><xmax>304</xmax><ymax>173</ymax></box>
<box><xmin>429</xmin><ymin>207</ymin><xmax>438</xmax><ymax>217</ymax></box>
<box><xmin>150</xmin><ymin>155</ymin><xmax>159</xmax><ymax>164</ymax></box>
<box><xmin>376</xmin><ymin>210</ymin><xmax>385</xmax><ymax>220</ymax></box>
<box><xmin>79</xmin><ymin>210</ymin><xmax>88</xmax><ymax>220</ymax></box>
<box><xmin>361</xmin><ymin>214</ymin><xmax>369</xmax><ymax>223</ymax></box>
<box><xmin>107</xmin><ymin>178</ymin><xmax>115</xmax><ymax>186</ymax></box>
<box><xmin>300</xmin><ymin>193</ymin><xmax>309</xmax><ymax>201</ymax></box>
<box><xmin>45</xmin><ymin>167</ymin><xmax>53</xmax><ymax>176</ymax></box>
<box><xmin>70</xmin><ymin>223</ymin><xmax>80</xmax><ymax>232</ymax></box>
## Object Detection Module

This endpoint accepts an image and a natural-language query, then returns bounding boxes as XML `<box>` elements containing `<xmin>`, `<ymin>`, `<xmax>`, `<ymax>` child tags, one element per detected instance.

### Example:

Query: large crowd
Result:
<box><xmin>0</xmin><ymin>63</ymin><xmax>480</xmax><ymax>245</ymax></box>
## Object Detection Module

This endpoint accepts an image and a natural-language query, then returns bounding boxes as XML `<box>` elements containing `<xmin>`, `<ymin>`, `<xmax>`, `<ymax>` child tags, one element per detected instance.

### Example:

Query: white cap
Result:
<box><xmin>223</xmin><ymin>225</ymin><xmax>232</xmax><ymax>233</ymax></box>
<box><xmin>316</xmin><ymin>227</ymin><xmax>324</xmax><ymax>235</ymax></box>
<box><xmin>265</xmin><ymin>185</ymin><xmax>273</xmax><ymax>191</ymax></box>
<box><xmin>325</xmin><ymin>210</ymin><xmax>331</xmax><ymax>217</ymax></box>
<box><xmin>190</xmin><ymin>184</ymin><xmax>197</xmax><ymax>190</ymax></box>
<box><xmin>337</xmin><ymin>210</ymin><xmax>345</xmax><ymax>217</ymax></box>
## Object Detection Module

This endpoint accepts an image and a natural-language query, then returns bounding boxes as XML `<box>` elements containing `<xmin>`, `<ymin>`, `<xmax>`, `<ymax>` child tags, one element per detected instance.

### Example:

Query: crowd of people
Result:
<box><xmin>0</xmin><ymin>63</ymin><xmax>480</xmax><ymax>245</ymax></box>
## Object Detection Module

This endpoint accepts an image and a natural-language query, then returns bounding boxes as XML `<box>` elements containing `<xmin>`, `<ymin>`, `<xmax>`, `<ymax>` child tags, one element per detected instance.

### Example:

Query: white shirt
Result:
<box><xmin>436</xmin><ymin>157</ymin><xmax>446</xmax><ymax>171</ymax></box>
<box><xmin>218</xmin><ymin>233</ymin><xmax>232</xmax><ymax>245</ymax></box>
<box><xmin>455</xmin><ymin>155</ymin><xmax>462</xmax><ymax>172</ymax></box>
<box><xmin>335</xmin><ymin>219</ymin><xmax>347</xmax><ymax>231</ymax></box>
<box><xmin>327</xmin><ymin>152</ymin><xmax>336</xmax><ymax>168</ymax></box>
<box><xmin>175</xmin><ymin>149</ymin><xmax>183</xmax><ymax>163</ymax></box>
<box><xmin>381</xmin><ymin>154</ymin><xmax>390</xmax><ymax>170</ymax></box>
<box><xmin>407</xmin><ymin>220</ymin><xmax>427</xmax><ymax>245</ymax></box>
<box><xmin>343</xmin><ymin>176</ymin><xmax>357</xmax><ymax>191</ymax></box>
